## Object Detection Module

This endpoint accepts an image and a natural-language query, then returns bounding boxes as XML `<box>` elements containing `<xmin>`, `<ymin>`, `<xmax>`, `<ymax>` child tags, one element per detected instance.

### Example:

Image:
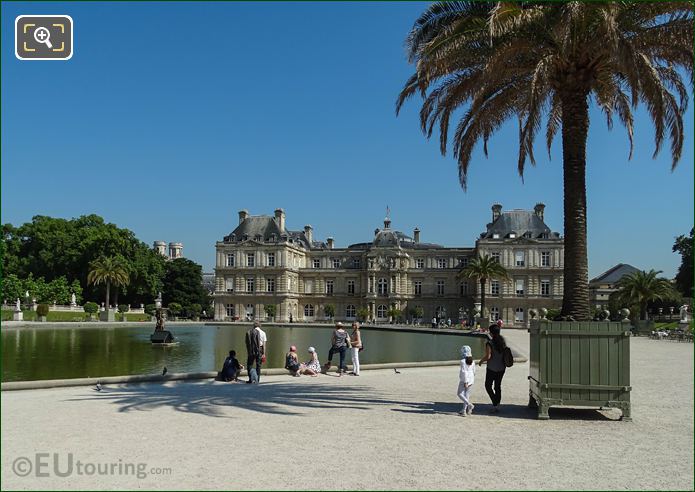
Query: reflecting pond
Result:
<box><xmin>1</xmin><ymin>324</ymin><xmax>487</xmax><ymax>382</ymax></box>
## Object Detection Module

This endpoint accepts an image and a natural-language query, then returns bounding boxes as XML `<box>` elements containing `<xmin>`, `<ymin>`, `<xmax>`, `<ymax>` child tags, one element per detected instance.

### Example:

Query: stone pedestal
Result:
<box><xmin>13</xmin><ymin>310</ymin><xmax>23</xmax><ymax>321</ymax></box>
<box><xmin>99</xmin><ymin>309</ymin><xmax>116</xmax><ymax>322</ymax></box>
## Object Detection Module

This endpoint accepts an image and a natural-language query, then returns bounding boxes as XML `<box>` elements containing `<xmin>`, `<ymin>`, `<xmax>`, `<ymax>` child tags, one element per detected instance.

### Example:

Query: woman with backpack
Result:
<box><xmin>478</xmin><ymin>323</ymin><xmax>512</xmax><ymax>413</ymax></box>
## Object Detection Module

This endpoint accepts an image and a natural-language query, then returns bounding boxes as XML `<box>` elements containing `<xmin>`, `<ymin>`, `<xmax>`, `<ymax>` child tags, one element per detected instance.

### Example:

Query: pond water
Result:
<box><xmin>1</xmin><ymin>324</ymin><xmax>487</xmax><ymax>382</ymax></box>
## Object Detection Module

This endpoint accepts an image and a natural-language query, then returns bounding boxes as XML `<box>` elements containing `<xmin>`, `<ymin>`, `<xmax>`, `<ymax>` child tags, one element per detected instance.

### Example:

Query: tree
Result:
<box><xmin>324</xmin><ymin>304</ymin><xmax>335</xmax><ymax>319</ymax></box>
<box><xmin>161</xmin><ymin>258</ymin><xmax>211</xmax><ymax>312</ymax></box>
<box><xmin>615</xmin><ymin>269</ymin><xmax>679</xmax><ymax>320</ymax></box>
<box><xmin>87</xmin><ymin>256</ymin><xmax>130</xmax><ymax>308</ymax></box>
<box><xmin>168</xmin><ymin>302</ymin><xmax>182</xmax><ymax>318</ymax></box>
<box><xmin>397</xmin><ymin>2</ymin><xmax>692</xmax><ymax>320</ymax></box>
<box><xmin>264</xmin><ymin>304</ymin><xmax>277</xmax><ymax>320</ymax></box>
<box><xmin>83</xmin><ymin>302</ymin><xmax>99</xmax><ymax>315</ymax></box>
<box><xmin>387</xmin><ymin>307</ymin><xmax>402</xmax><ymax>323</ymax></box>
<box><xmin>673</xmin><ymin>228</ymin><xmax>693</xmax><ymax>298</ymax></box>
<box><xmin>459</xmin><ymin>254</ymin><xmax>509</xmax><ymax>317</ymax></box>
<box><xmin>356</xmin><ymin>307</ymin><xmax>370</xmax><ymax>322</ymax></box>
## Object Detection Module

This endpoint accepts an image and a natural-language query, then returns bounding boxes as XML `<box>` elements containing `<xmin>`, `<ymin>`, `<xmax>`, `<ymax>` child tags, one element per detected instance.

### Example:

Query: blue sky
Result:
<box><xmin>2</xmin><ymin>1</ymin><xmax>693</xmax><ymax>277</ymax></box>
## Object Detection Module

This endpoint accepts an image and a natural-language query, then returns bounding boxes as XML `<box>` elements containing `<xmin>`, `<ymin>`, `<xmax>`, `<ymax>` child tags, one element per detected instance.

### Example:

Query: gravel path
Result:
<box><xmin>1</xmin><ymin>334</ymin><xmax>692</xmax><ymax>490</ymax></box>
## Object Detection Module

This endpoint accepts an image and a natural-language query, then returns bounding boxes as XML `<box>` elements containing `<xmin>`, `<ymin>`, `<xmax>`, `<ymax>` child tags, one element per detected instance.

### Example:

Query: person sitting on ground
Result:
<box><xmin>220</xmin><ymin>350</ymin><xmax>243</xmax><ymax>382</ymax></box>
<box><xmin>300</xmin><ymin>346</ymin><xmax>321</xmax><ymax>377</ymax></box>
<box><xmin>285</xmin><ymin>345</ymin><xmax>301</xmax><ymax>377</ymax></box>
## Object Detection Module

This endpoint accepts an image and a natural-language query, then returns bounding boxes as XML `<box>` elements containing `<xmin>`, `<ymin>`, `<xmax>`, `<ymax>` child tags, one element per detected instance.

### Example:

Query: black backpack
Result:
<box><xmin>503</xmin><ymin>346</ymin><xmax>514</xmax><ymax>367</ymax></box>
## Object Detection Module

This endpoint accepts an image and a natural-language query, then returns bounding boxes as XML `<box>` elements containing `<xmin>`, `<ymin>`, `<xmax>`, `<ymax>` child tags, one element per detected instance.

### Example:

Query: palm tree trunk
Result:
<box><xmin>641</xmin><ymin>301</ymin><xmax>647</xmax><ymax>321</ymax></box>
<box><xmin>105</xmin><ymin>281</ymin><xmax>111</xmax><ymax>310</ymax></box>
<box><xmin>480</xmin><ymin>277</ymin><xmax>487</xmax><ymax>316</ymax></box>
<box><xmin>560</xmin><ymin>89</ymin><xmax>591</xmax><ymax>321</ymax></box>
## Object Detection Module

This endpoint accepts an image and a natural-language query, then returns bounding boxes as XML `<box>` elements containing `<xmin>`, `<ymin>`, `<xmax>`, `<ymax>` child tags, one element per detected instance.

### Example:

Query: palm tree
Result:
<box><xmin>397</xmin><ymin>2</ymin><xmax>692</xmax><ymax>320</ymax></box>
<box><xmin>459</xmin><ymin>254</ymin><xmax>510</xmax><ymax>317</ymax></box>
<box><xmin>87</xmin><ymin>256</ymin><xmax>130</xmax><ymax>309</ymax></box>
<box><xmin>615</xmin><ymin>269</ymin><xmax>679</xmax><ymax>320</ymax></box>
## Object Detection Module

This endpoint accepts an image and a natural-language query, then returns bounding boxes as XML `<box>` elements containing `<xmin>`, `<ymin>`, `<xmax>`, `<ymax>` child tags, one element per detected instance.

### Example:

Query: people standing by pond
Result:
<box><xmin>478</xmin><ymin>324</ymin><xmax>507</xmax><ymax>412</ymax></box>
<box><xmin>323</xmin><ymin>322</ymin><xmax>351</xmax><ymax>376</ymax></box>
<box><xmin>245</xmin><ymin>322</ymin><xmax>266</xmax><ymax>384</ymax></box>
<box><xmin>349</xmin><ymin>322</ymin><xmax>363</xmax><ymax>376</ymax></box>
<box><xmin>457</xmin><ymin>345</ymin><xmax>476</xmax><ymax>415</ymax></box>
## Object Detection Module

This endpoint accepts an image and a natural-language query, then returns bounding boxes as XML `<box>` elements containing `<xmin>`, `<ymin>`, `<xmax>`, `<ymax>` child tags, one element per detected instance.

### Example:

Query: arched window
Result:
<box><xmin>490</xmin><ymin>307</ymin><xmax>500</xmax><ymax>322</ymax></box>
<box><xmin>345</xmin><ymin>305</ymin><xmax>356</xmax><ymax>318</ymax></box>
<box><xmin>245</xmin><ymin>304</ymin><xmax>254</xmax><ymax>320</ymax></box>
<box><xmin>378</xmin><ymin>278</ymin><xmax>388</xmax><ymax>295</ymax></box>
<box><xmin>376</xmin><ymin>304</ymin><xmax>388</xmax><ymax>319</ymax></box>
<box><xmin>515</xmin><ymin>307</ymin><xmax>524</xmax><ymax>322</ymax></box>
<box><xmin>435</xmin><ymin>306</ymin><xmax>446</xmax><ymax>318</ymax></box>
<box><xmin>304</xmin><ymin>304</ymin><xmax>315</xmax><ymax>317</ymax></box>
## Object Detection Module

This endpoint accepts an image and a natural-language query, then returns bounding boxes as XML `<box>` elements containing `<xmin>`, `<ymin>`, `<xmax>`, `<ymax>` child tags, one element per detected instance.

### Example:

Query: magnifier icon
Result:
<box><xmin>33</xmin><ymin>27</ymin><xmax>53</xmax><ymax>49</ymax></box>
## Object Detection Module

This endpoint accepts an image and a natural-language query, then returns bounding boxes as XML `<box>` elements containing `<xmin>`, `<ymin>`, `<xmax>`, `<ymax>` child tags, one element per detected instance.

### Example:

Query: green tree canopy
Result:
<box><xmin>673</xmin><ymin>228</ymin><xmax>693</xmax><ymax>298</ymax></box>
<box><xmin>615</xmin><ymin>269</ymin><xmax>680</xmax><ymax>320</ymax></box>
<box><xmin>459</xmin><ymin>254</ymin><xmax>510</xmax><ymax>316</ymax></box>
<box><xmin>88</xmin><ymin>256</ymin><xmax>130</xmax><ymax>308</ymax></box>
<box><xmin>162</xmin><ymin>258</ymin><xmax>211</xmax><ymax>311</ymax></box>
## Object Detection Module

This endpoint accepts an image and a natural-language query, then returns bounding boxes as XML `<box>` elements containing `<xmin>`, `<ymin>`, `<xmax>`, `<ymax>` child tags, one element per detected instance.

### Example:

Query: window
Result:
<box><xmin>304</xmin><ymin>304</ymin><xmax>315</xmax><ymax>317</ymax></box>
<box><xmin>246</xmin><ymin>277</ymin><xmax>255</xmax><ymax>292</ymax></box>
<box><xmin>541</xmin><ymin>251</ymin><xmax>551</xmax><ymax>267</ymax></box>
<box><xmin>245</xmin><ymin>304</ymin><xmax>254</xmax><ymax>318</ymax></box>
<box><xmin>332</xmin><ymin>258</ymin><xmax>340</xmax><ymax>269</ymax></box>
<box><xmin>313</xmin><ymin>259</ymin><xmax>320</xmax><ymax>269</ymax></box>
<box><xmin>247</xmin><ymin>253</ymin><xmax>255</xmax><ymax>267</ymax></box>
<box><xmin>378</xmin><ymin>278</ymin><xmax>388</xmax><ymax>295</ymax></box>
<box><xmin>491</xmin><ymin>252</ymin><xmax>501</xmax><ymax>263</ymax></box>
<box><xmin>515</xmin><ymin>279</ymin><xmax>525</xmax><ymax>296</ymax></box>
<box><xmin>267</xmin><ymin>253</ymin><xmax>275</xmax><ymax>267</ymax></box>
<box><xmin>515</xmin><ymin>251</ymin><xmax>525</xmax><ymax>267</ymax></box>
<box><xmin>460</xmin><ymin>282</ymin><xmax>468</xmax><ymax>295</ymax></box>
<box><xmin>459</xmin><ymin>257</ymin><xmax>469</xmax><ymax>268</ymax></box>
<box><xmin>352</xmin><ymin>258</ymin><xmax>361</xmax><ymax>268</ymax></box>
<box><xmin>225</xmin><ymin>278</ymin><xmax>234</xmax><ymax>292</ymax></box>
<box><xmin>491</xmin><ymin>280</ymin><xmax>500</xmax><ymax>296</ymax></box>
<box><xmin>435</xmin><ymin>306</ymin><xmax>446</xmax><ymax>318</ymax></box>
<box><xmin>509</xmin><ymin>233</ymin><xmax>516</xmax><ymax>239</ymax></box>
<box><xmin>266</xmin><ymin>278</ymin><xmax>275</xmax><ymax>293</ymax></box>
<box><xmin>347</xmin><ymin>280</ymin><xmax>355</xmax><ymax>295</ymax></box>
<box><xmin>305</xmin><ymin>279</ymin><xmax>313</xmax><ymax>294</ymax></box>
<box><xmin>326</xmin><ymin>280</ymin><xmax>334</xmax><ymax>295</ymax></box>
<box><xmin>376</xmin><ymin>304</ymin><xmax>388</xmax><ymax>319</ymax></box>
<box><xmin>225</xmin><ymin>304</ymin><xmax>235</xmax><ymax>318</ymax></box>
<box><xmin>416</xmin><ymin>258</ymin><xmax>425</xmax><ymax>269</ymax></box>
<box><xmin>414</xmin><ymin>280</ymin><xmax>422</xmax><ymax>295</ymax></box>
<box><xmin>541</xmin><ymin>279</ymin><xmax>551</xmax><ymax>297</ymax></box>
<box><xmin>226</xmin><ymin>254</ymin><xmax>235</xmax><ymax>267</ymax></box>
<box><xmin>515</xmin><ymin>307</ymin><xmax>524</xmax><ymax>322</ymax></box>
<box><xmin>490</xmin><ymin>307</ymin><xmax>500</xmax><ymax>322</ymax></box>
<box><xmin>346</xmin><ymin>305</ymin><xmax>356</xmax><ymax>318</ymax></box>
<box><xmin>492</xmin><ymin>233</ymin><xmax>500</xmax><ymax>239</ymax></box>
<box><xmin>437</xmin><ymin>280</ymin><xmax>445</xmax><ymax>296</ymax></box>
<box><xmin>437</xmin><ymin>258</ymin><xmax>447</xmax><ymax>269</ymax></box>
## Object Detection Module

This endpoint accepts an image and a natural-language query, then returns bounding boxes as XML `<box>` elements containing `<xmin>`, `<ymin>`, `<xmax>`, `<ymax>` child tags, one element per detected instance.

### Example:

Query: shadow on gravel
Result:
<box><xmin>392</xmin><ymin>402</ymin><xmax>617</xmax><ymax>421</ymax></box>
<box><xmin>64</xmin><ymin>380</ymin><xmax>413</xmax><ymax>418</ymax></box>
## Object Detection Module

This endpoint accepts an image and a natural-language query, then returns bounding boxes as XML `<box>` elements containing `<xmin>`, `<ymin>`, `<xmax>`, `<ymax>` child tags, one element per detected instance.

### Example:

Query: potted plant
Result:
<box><xmin>117</xmin><ymin>304</ymin><xmax>129</xmax><ymax>322</ymax></box>
<box><xmin>36</xmin><ymin>303</ymin><xmax>49</xmax><ymax>322</ymax></box>
<box><xmin>83</xmin><ymin>302</ymin><xmax>98</xmax><ymax>321</ymax></box>
<box><xmin>263</xmin><ymin>304</ymin><xmax>276</xmax><ymax>322</ymax></box>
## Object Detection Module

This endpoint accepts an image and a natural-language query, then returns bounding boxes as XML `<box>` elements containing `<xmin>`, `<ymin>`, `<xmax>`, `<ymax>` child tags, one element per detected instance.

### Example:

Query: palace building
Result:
<box><xmin>213</xmin><ymin>205</ymin><xmax>564</xmax><ymax>327</ymax></box>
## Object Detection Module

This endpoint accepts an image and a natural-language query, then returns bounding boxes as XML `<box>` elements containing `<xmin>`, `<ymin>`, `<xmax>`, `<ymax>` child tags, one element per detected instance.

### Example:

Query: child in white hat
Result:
<box><xmin>457</xmin><ymin>345</ymin><xmax>476</xmax><ymax>416</ymax></box>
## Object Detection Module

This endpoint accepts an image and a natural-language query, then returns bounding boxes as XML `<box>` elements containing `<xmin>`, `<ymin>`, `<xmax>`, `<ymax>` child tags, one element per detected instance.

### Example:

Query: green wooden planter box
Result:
<box><xmin>528</xmin><ymin>320</ymin><xmax>631</xmax><ymax>421</ymax></box>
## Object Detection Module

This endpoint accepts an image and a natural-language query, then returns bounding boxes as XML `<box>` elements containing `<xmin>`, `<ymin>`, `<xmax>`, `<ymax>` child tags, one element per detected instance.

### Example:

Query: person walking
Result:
<box><xmin>323</xmin><ymin>322</ymin><xmax>351</xmax><ymax>376</ymax></box>
<box><xmin>245</xmin><ymin>321</ymin><xmax>266</xmax><ymax>384</ymax></box>
<box><xmin>349</xmin><ymin>321</ymin><xmax>363</xmax><ymax>376</ymax></box>
<box><xmin>478</xmin><ymin>324</ymin><xmax>507</xmax><ymax>412</ymax></box>
<box><xmin>457</xmin><ymin>345</ymin><xmax>476</xmax><ymax>415</ymax></box>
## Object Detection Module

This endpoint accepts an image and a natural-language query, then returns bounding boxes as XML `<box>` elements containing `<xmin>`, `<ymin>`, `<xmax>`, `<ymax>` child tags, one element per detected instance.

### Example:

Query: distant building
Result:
<box><xmin>153</xmin><ymin>241</ymin><xmax>184</xmax><ymax>260</ymax></box>
<box><xmin>589</xmin><ymin>263</ymin><xmax>641</xmax><ymax>310</ymax></box>
<box><xmin>213</xmin><ymin>204</ymin><xmax>564</xmax><ymax>327</ymax></box>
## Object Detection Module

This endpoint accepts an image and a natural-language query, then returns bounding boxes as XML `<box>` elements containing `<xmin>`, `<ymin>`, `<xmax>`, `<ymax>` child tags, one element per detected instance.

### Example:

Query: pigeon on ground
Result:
<box><xmin>95</xmin><ymin>382</ymin><xmax>102</xmax><ymax>392</ymax></box>
<box><xmin>393</xmin><ymin>368</ymin><xmax>401</xmax><ymax>374</ymax></box>
<box><xmin>162</xmin><ymin>367</ymin><xmax>168</xmax><ymax>376</ymax></box>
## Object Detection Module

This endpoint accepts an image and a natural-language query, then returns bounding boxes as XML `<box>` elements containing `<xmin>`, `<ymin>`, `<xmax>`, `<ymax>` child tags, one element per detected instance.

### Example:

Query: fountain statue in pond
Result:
<box><xmin>150</xmin><ymin>293</ymin><xmax>176</xmax><ymax>345</ymax></box>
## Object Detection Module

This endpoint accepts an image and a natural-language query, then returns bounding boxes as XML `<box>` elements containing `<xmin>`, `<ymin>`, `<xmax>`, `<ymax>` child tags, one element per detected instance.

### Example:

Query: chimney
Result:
<box><xmin>327</xmin><ymin>237</ymin><xmax>334</xmax><ymax>249</ymax></box>
<box><xmin>274</xmin><ymin>208</ymin><xmax>286</xmax><ymax>232</ymax></box>
<box><xmin>492</xmin><ymin>203</ymin><xmax>502</xmax><ymax>222</ymax></box>
<box><xmin>534</xmin><ymin>203</ymin><xmax>545</xmax><ymax>221</ymax></box>
<box><xmin>238</xmin><ymin>209</ymin><xmax>249</xmax><ymax>224</ymax></box>
<box><xmin>413</xmin><ymin>228</ymin><xmax>420</xmax><ymax>244</ymax></box>
<box><xmin>304</xmin><ymin>225</ymin><xmax>313</xmax><ymax>244</ymax></box>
